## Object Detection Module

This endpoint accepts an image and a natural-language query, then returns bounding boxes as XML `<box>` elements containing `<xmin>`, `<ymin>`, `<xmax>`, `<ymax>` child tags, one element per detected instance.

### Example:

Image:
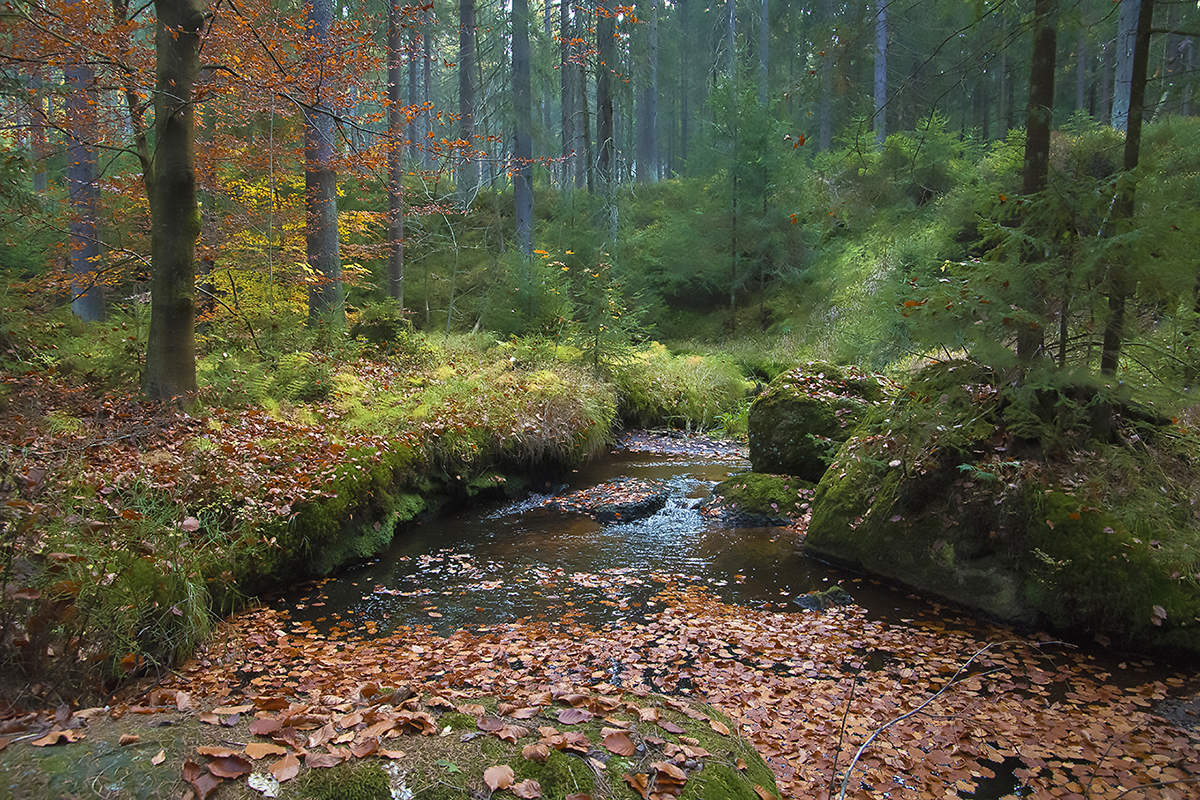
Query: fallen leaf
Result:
<box><xmin>249</xmin><ymin>717</ymin><xmax>282</xmax><ymax>736</ymax></box>
<box><xmin>196</xmin><ymin>745</ymin><xmax>240</xmax><ymax>758</ymax></box>
<box><xmin>270</xmin><ymin>752</ymin><xmax>300</xmax><ymax>782</ymax></box>
<box><xmin>207</xmin><ymin>754</ymin><xmax>252</xmax><ymax>779</ymax></box>
<box><xmin>119</xmin><ymin>734</ymin><xmax>140</xmax><ymax>746</ymax></box>
<box><xmin>304</xmin><ymin>751</ymin><xmax>345</xmax><ymax>768</ymax></box>
<box><xmin>512</xmin><ymin>778</ymin><xmax>543</xmax><ymax>798</ymax></box>
<box><xmin>31</xmin><ymin>729</ymin><xmax>83</xmax><ymax>747</ymax></box>
<box><xmin>245</xmin><ymin>741</ymin><xmax>288</xmax><ymax>759</ymax></box>
<box><xmin>753</xmin><ymin>786</ymin><xmax>777</xmax><ymax>800</ymax></box>
<box><xmin>522</xmin><ymin>743</ymin><xmax>550</xmax><ymax>762</ymax></box>
<box><xmin>484</xmin><ymin>764</ymin><xmax>515</xmax><ymax>792</ymax></box>
<box><xmin>151</xmin><ymin>749</ymin><xmax>166</xmax><ymax>765</ymax></box>
<box><xmin>603</xmin><ymin>731</ymin><xmax>636</xmax><ymax>756</ymax></box>
<box><xmin>556</xmin><ymin>708</ymin><xmax>592</xmax><ymax>725</ymax></box>
<box><xmin>708</xmin><ymin>719</ymin><xmax>730</xmax><ymax>736</ymax></box>
<box><xmin>183</xmin><ymin>759</ymin><xmax>223</xmax><ymax>799</ymax></box>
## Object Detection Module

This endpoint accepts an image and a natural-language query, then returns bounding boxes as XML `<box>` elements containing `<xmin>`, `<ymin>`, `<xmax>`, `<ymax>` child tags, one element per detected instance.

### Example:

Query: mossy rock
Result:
<box><xmin>712</xmin><ymin>472</ymin><xmax>813</xmax><ymax>524</ymax></box>
<box><xmin>747</xmin><ymin>361</ymin><xmax>884</xmax><ymax>482</ymax></box>
<box><xmin>806</xmin><ymin>363</ymin><xmax>1200</xmax><ymax>656</ymax></box>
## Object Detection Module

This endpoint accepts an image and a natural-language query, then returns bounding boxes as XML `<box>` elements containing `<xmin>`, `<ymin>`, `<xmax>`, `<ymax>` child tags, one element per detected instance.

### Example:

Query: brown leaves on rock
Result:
<box><xmin>511</xmin><ymin>778</ymin><xmax>542</xmax><ymax>798</ymax></box>
<box><xmin>555</xmin><ymin>707</ymin><xmax>592</xmax><ymax>725</ymax></box>
<box><xmin>521</xmin><ymin>742</ymin><xmax>550</xmax><ymax>762</ymax></box>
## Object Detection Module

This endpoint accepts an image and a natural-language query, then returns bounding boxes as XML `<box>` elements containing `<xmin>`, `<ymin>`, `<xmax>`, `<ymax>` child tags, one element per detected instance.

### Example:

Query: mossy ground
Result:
<box><xmin>0</xmin><ymin>695</ymin><xmax>779</xmax><ymax>800</ymax></box>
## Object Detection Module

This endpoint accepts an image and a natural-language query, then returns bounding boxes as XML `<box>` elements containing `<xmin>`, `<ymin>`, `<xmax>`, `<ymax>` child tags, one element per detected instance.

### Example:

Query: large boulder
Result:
<box><xmin>747</xmin><ymin>362</ymin><xmax>885</xmax><ymax>482</ymax></box>
<box><xmin>805</xmin><ymin>361</ymin><xmax>1200</xmax><ymax>656</ymax></box>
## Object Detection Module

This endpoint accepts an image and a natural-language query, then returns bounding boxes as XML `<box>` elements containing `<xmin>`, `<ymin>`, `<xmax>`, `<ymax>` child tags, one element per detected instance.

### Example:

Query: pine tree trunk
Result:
<box><xmin>28</xmin><ymin>68</ymin><xmax>48</xmax><ymax>194</ymax></box>
<box><xmin>144</xmin><ymin>0</ymin><xmax>205</xmax><ymax>399</ymax></box>
<box><xmin>1100</xmin><ymin>0</ymin><xmax>1154</xmax><ymax>376</ymax></box>
<box><xmin>873</xmin><ymin>0</ymin><xmax>886</xmax><ymax>146</ymax></box>
<box><xmin>560</xmin><ymin>0</ymin><xmax>574</xmax><ymax>187</ymax></box>
<box><xmin>758</xmin><ymin>0</ymin><xmax>767</xmax><ymax>106</ymax></box>
<box><xmin>596</xmin><ymin>8</ymin><xmax>616</xmax><ymax>238</ymax></box>
<box><xmin>513</xmin><ymin>0</ymin><xmax>534</xmax><ymax>254</ymax></box>
<box><xmin>388</xmin><ymin>0</ymin><xmax>406</xmax><ymax>303</ymax></box>
<box><xmin>305</xmin><ymin>0</ymin><xmax>343</xmax><ymax>323</ymax></box>
<box><xmin>818</xmin><ymin>0</ymin><xmax>833</xmax><ymax>151</ymax></box>
<box><xmin>423</xmin><ymin>5</ymin><xmax>433</xmax><ymax>170</ymax></box>
<box><xmin>1076</xmin><ymin>30</ymin><xmax>1088</xmax><ymax>112</ymax></box>
<box><xmin>459</xmin><ymin>0</ymin><xmax>478</xmax><ymax>202</ymax></box>
<box><xmin>1112</xmin><ymin>0</ymin><xmax>1138</xmax><ymax>131</ymax></box>
<box><xmin>679</xmin><ymin>0</ymin><xmax>689</xmax><ymax>169</ymax></box>
<box><xmin>408</xmin><ymin>27</ymin><xmax>419</xmax><ymax>165</ymax></box>
<box><xmin>64</xmin><ymin>6</ymin><xmax>103</xmax><ymax>323</ymax></box>
<box><xmin>1016</xmin><ymin>0</ymin><xmax>1057</xmax><ymax>364</ymax></box>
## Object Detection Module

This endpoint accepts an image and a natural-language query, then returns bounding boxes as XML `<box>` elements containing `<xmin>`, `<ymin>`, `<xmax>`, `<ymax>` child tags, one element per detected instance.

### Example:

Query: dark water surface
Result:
<box><xmin>276</xmin><ymin>450</ymin><xmax>920</xmax><ymax>636</ymax></box>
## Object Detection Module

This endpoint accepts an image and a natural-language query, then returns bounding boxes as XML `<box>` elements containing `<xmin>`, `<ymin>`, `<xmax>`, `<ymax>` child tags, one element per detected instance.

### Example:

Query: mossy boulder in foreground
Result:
<box><xmin>806</xmin><ymin>361</ymin><xmax>1200</xmax><ymax>655</ymax></box>
<box><xmin>747</xmin><ymin>362</ymin><xmax>885</xmax><ymax>482</ymax></box>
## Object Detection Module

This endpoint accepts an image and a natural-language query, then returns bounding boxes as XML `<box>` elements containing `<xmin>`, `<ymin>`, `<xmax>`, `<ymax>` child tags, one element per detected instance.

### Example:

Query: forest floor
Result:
<box><xmin>2</xmin><ymin>554</ymin><xmax>1199</xmax><ymax>799</ymax></box>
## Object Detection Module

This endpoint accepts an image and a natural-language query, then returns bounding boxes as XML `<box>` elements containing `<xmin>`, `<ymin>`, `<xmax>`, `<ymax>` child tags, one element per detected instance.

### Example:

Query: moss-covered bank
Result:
<box><xmin>806</xmin><ymin>362</ymin><xmax>1200</xmax><ymax>655</ymax></box>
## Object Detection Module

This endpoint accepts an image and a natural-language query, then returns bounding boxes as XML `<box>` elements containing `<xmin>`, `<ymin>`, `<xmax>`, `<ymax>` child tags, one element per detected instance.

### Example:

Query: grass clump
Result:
<box><xmin>608</xmin><ymin>342</ymin><xmax>750</xmax><ymax>430</ymax></box>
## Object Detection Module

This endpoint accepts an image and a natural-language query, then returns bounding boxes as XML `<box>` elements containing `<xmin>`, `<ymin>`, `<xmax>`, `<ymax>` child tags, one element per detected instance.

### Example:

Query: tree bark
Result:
<box><xmin>596</xmin><ymin>6</ymin><xmax>616</xmax><ymax>238</ymax></box>
<box><xmin>818</xmin><ymin>0</ymin><xmax>833</xmax><ymax>151</ymax></box>
<box><xmin>459</xmin><ymin>0</ymin><xmax>478</xmax><ymax>201</ymax></box>
<box><xmin>1016</xmin><ymin>0</ymin><xmax>1057</xmax><ymax>364</ymax></box>
<box><xmin>513</xmin><ymin>0</ymin><xmax>534</xmax><ymax>254</ymax></box>
<box><xmin>144</xmin><ymin>0</ymin><xmax>205</xmax><ymax>399</ymax></box>
<box><xmin>305</xmin><ymin>0</ymin><xmax>343</xmax><ymax>323</ymax></box>
<box><xmin>388</xmin><ymin>0</ymin><xmax>406</xmax><ymax>303</ymax></box>
<box><xmin>408</xmin><ymin>26</ymin><xmax>419</xmax><ymax>165</ymax></box>
<box><xmin>758</xmin><ymin>0</ymin><xmax>768</xmax><ymax>106</ymax></box>
<box><xmin>1076</xmin><ymin>30</ymin><xmax>1088</xmax><ymax>112</ymax></box>
<box><xmin>636</xmin><ymin>0</ymin><xmax>658</xmax><ymax>182</ymax></box>
<box><xmin>63</xmin><ymin>3</ymin><xmax>103</xmax><ymax>323</ymax></box>
<box><xmin>1112</xmin><ymin>0</ymin><xmax>1138</xmax><ymax>131</ymax></box>
<box><xmin>679</xmin><ymin>0</ymin><xmax>689</xmax><ymax>169</ymax></box>
<box><xmin>423</xmin><ymin>4</ymin><xmax>433</xmax><ymax>170</ymax></box>
<box><xmin>873</xmin><ymin>0</ymin><xmax>886</xmax><ymax>146</ymax></box>
<box><xmin>1100</xmin><ymin>0</ymin><xmax>1154</xmax><ymax>376</ymax></box>
<box><xmin>560</xmin><ymin>0</ymin><xmax>574</xmax><ymax>188</ymax></box>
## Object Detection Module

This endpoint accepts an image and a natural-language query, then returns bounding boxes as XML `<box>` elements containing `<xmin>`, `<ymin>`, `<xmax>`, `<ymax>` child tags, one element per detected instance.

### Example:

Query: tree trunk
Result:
<box><xmin>1112</xmin><ymin>0</ymin><xmax>1138</xmax><ymax>131</ymax></box>
<box><xmin>63</xmin><ymin>8</ymin><xmax>103</xmax><ymax>323</ymax></box>
<box><xmin>596</xmin><ymin>7</ymin><xmax>616</xmax><ymax>238</ymax></box>
<box><xmin>636</xmin><ymin>0</ymin><xmax>658</xmax><ymax>182</ymax></box>
<box><xmin>459</xmin><ymin>0</ymin><xmax>478</xmax><ymax>202</ymax></box>
<box><xmin>388</xmin><ymin>0</ymin><xmax>406</xmax><ymax>303</ymax></box>
<box><xmin>408</xmin><ymin>26</ymin><xmax>419</xmax><ymax>165</ymax></box>
<box><xmin>1100</xmin><ymin>39</ymin><xmax>1113</xmax><ymax>122</ymax></box>
<box><xmin>758</xmin><ymin>0</ymin><xmax>767</xmax><ymax>106</ymax></box>
<box><xmin>727</xmin><ymin>0</ymin><xmax>736</xmax><ymax>77</ymax></box>
<box><xmin>818</xmin><ymin>0</ymin><xmax>833</xmax><ymax>151</ymax></box>
<box><xmin>679</xmin><ymin>0</ymin><xmax>689</xmax><ymax>169</ymax></box>
<box><xmin>513</xmin><ymin>0</ymin><xmax>534</xmax><ymax>254</ymax></box>
<box><xmin>28</xmin><ymin>68</ymin><xmax>48</xmax><ymax>194</ymax></box>
<box><xmin>560</xmin><ymin>0</ymin><xmax>574</xmax><ymax>188</ymax></box>
<box><xmin>305</xmin><ymin>0</ymin><xmax>343</xmax><ymax>323</ymax></box>
<box><xmin>423</xmin><ymin>4</ymin><xmax>433</xmax><ymax>170</ymax></box>
<box><xmin>1016</xmin><ymin>0</ymin><xmax>1057</xmax><ymax>364</ymax></box>
<box><xmin>873</xmin><ymin>0</ymin><xmax>886</xmax><ymax>146</ymax></box>
<box><xmin>1076</xmin><ymin>30</ymin><xmax>1088</xmax><ymax>112</ymax></box>
<box><xmin>144</xmin><ymin>0</ymin><xmax>205</xmax><ymax>399</ymax></box>
<box><xmin>1100</xmin><ymin>0</ymin><xmax>1154</xmax><ymax>376</ymax></box>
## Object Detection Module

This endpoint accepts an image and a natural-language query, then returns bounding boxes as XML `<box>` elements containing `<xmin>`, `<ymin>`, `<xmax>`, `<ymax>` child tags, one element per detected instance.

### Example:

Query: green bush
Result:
<box><xmin>609</xmin><ymin>343</ymin><xmax>750</xmax><ymax>429</ymax></box>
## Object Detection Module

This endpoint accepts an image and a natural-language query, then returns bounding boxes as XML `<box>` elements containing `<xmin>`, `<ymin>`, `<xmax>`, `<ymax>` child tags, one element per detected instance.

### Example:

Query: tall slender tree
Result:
<box><xmin>873</xmin><ymin>0</ymin><xmax>887</xmax><ymax>146</ymax></box>
<box><xmin>1112</xmin><ymin>0</ymin><xmax>1139</xmax><ymax>131</ymax></box>
<box><xmin>513</xmin><ymin>0</ymin><xmax>534</xmax><ymax>254</ymax></box>
<box><xmin>63</xmin><ymin>0</ymin><xmax>103</xmax><ymax>322</ymax></box>
<box><xmin>144</xmin><ymin>0</ymin><xmax>206</xmax><ymax>398</ymax></box>
<box><xmin>387</xmin><ymin>0</ymin><xmax>405</xmax><ymax>303</ymax></box>
<box><xmin>460</xmin><ymin>0</ymin><xmax>478</xmax><ymax>202</ymax></box>
<box><xmin>304</xmin><ymin>0</ymin><xmax>343</xmax><ymax>322</ymax></box>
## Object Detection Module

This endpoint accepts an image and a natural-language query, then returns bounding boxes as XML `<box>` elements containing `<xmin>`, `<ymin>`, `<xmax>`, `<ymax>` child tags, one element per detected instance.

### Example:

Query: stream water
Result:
<box><xmin>278</xmin><ymin>447</ymin><xmax>920</xmax><ymax>637</ymax></box>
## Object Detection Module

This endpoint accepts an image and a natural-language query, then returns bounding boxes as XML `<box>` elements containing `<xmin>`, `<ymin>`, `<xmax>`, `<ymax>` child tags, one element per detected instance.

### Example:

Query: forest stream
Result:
<box><xmin>239</xmin><ymin>433</ymin><xmax>1197</xmax><ymax>800</ymax></box>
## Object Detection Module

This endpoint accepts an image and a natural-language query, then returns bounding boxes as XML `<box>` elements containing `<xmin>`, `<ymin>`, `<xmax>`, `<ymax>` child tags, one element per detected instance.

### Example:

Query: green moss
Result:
<box><xmin>714</xmin><ymin>472</ymin><xmax>812</xmax><ymax>518</ymax></box>
<box><xmin>513</xmin><ymin>749</ymin><xmax>595</xmax><ymax>796</ymax></box>
<box><xmin>291</xmin><ymin>762</ymin><xmax>391</xmax><ymax>800</ymax></box>
<box><xmin>438</xmin><ymin>712</ymin><xmax>477</xmax><ymax>731</ymax></box>
<box><xmin>806</xmin><ymin>363</ymin><xmax>1200</xmax><ymax>655</ymax></box>
<box><xmin>747</xmin><ymin>362</ymin><xmax>883</xmax><ymax>481</ymax></box>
